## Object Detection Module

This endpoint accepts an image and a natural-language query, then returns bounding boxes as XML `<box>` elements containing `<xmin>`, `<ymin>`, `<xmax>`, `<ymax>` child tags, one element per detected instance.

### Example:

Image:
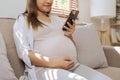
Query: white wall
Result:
<box><xmin>0</xmin><ymin>0</ymin><xmax>100</xmax><ymax>24</ymax></box>
<box><xmin>0</xmin><ymin>0</ymin><xmax>104</xmax><ymax>28</ymax></box>
<box><xmin>0</xmin><ymin>0</ymin><xmax>26</xmax><ymax>18</ymax></box>
<box><xmin>0</xmin><ymin>0</ymin><xmax>91</xmax><ymax>21</ymax></box>
<box><xmin>78</xmin><ymin>0</ymin><xmax>91</xmax><ymax>23</ymax></box>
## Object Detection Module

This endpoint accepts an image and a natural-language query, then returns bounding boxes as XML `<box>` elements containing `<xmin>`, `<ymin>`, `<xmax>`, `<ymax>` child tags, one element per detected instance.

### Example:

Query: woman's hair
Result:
<box><xmin>23</xmin><ymin>0</ymin><xmax>45</xmax><ymax>30</ymax></box>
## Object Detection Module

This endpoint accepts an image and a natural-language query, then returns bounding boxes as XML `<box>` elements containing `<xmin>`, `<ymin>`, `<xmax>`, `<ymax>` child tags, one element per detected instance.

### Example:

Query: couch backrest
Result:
<box><xmin>0</xmin><ymin>18</ymin><xmax>24</xmax><ymax>78</ymax></box>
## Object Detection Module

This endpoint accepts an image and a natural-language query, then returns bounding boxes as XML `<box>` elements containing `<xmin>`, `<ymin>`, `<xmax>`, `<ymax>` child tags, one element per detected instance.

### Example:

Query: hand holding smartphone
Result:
<box><xmin>63</xmin><ymin>10</ymin><xmax>79</xmax><ymax>31</ymax></box>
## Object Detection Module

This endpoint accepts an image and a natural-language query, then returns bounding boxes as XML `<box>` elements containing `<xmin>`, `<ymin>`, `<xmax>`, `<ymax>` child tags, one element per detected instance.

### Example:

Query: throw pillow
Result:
<box><xmin>73</xmin><ymin>23</ymin><xmax>108</xmax><ymax>68</ymax></box>
<box><xmin>0</xmin><ymin>32</ymin><xmax>18</xmax><ymax>80</ymax></box>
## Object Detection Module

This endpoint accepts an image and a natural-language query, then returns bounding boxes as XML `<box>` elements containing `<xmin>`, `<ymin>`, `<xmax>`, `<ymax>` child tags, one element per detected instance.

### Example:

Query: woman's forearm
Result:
<box><xmin>28</xmin><ymin>50</ymin><xmax>54</xmax><ymax>68</ymax></box>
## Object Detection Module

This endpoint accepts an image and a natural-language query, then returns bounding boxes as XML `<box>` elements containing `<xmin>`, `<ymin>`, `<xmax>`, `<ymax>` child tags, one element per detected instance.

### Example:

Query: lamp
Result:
<box><xmin>90</xmin><ymin>0</ymin><xmax>116</xmax><ymax>45</ymax></box>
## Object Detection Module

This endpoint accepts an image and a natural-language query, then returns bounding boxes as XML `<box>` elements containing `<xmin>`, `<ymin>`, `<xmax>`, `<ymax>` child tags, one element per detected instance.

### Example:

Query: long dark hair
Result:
<box><xmin>23</xmin><ymin>0</ymin><xmax>45</xmax><ymax>30</ymax></box>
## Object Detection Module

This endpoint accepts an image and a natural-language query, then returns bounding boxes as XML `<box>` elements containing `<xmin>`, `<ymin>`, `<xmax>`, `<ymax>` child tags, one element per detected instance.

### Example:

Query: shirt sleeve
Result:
<box><xmin>13</xmin><ymin>14</ymin><xmax>32</xmax><ymax>68</ymax></box>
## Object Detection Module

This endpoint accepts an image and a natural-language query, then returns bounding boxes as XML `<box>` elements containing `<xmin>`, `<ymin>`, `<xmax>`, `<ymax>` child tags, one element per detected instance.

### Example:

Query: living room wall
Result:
<box><xmin>0</xmin><ymin>0</ymin><xmax>91</xmax><ymax>23</ymax></box>
<box><xmin>0</xmin><ymin>0</ymin><xmax>110</xmax><ymax>28</ymax></box>
<box><xmin>0</xmin><ymin>0</ymin><xmax>26</xmax><ymax>18</ymax></box>
<box><xmin>78</xmin><ymin>0</ymin><xmax>91</xmax><ymax>23</ymax></box>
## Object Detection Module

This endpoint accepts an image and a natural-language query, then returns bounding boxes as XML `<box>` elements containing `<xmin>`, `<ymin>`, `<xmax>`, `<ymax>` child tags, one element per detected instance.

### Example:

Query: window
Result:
<box><xmin>51</xmin><ymin>0</ymin><xmax>78</xmax><ymax>17</ymax></box>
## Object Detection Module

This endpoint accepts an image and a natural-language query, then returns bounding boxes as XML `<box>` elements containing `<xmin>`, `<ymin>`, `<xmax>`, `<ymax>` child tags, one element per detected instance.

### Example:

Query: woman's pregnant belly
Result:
<box><xmin>34</xmin><ymin>35</ymin><xmax>77</xmax><ymax>63</ymax></box>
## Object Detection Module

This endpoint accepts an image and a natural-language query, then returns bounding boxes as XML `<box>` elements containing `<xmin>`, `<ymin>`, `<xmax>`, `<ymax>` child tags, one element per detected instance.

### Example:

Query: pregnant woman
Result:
<box><xmin>13</xmin><ymin>0</ymin><xmax>112</xmax><ymax>80</ymax></box>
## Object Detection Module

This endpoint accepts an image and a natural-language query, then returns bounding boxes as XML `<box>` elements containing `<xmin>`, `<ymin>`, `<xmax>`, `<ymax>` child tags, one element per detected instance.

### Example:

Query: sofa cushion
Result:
<box><xmin>97</xmin><ymin>67</ymin><xmax>120</xmax><ymax>80</ymax></box>
<box><xmin>0</xmin><ymin>32</ymin><xmax>18</xmax><ymax>80</ymax></box>
<box><xmin>0</xmin><ymin>18</ymin><xmax>25</xmax><ymax>78</ymax></box>
<box><xmin>73</xmin><ymin>23</ymin><xmax>108</xmax><ymax>68</ymax></box>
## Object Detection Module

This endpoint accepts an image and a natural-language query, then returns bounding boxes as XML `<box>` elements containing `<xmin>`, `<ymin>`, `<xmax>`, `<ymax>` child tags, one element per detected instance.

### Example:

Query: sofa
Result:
<box><xmin>0</xmin><ymin>18</ymin><xmax>120</xmax><ymax>80</ymax></box>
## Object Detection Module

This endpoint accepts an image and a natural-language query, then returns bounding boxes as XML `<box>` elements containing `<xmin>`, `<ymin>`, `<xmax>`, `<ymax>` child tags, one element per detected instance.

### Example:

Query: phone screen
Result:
<box><xmin>63</xmin><ymin>10</ymin><xmax>79</xmax><ymax>31</ymax></box>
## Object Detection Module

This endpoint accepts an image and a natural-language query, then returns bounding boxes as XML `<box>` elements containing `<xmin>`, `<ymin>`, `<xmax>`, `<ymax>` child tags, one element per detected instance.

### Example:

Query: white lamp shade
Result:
<box><xmin>90</xmin><ymin>0</ymin><xmax>116</xmax><ymax>18</ymax></box>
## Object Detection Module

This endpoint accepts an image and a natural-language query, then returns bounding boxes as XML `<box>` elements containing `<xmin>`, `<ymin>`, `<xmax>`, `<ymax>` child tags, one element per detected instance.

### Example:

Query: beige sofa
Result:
<box><xmin>0</xmin><ymin>18</ymin><xmax>120</xmax><ymax>80</ymax></box>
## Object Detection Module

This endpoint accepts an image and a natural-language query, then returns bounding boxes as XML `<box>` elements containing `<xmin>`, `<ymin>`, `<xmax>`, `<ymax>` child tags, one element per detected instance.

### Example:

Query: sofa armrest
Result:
<box><xmin>103</xmin><ymin>46</ymin><xmax>120</xmax><ymax>68</ymax></box>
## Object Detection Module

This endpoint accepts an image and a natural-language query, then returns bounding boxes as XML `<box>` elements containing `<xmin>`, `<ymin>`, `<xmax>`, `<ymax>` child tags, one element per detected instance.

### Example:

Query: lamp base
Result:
<box><xmin>98</xmin><ymin>30</ymin><xmax>111</xmax><ymax>45</ymax></box>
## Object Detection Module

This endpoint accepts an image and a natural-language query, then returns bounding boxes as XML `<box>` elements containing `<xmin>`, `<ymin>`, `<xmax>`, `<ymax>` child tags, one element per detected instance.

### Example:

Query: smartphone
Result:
<box><xmin>63</xmin><ymin>10</ymin><xmax>79</xmax><ymax>31</ymax></box>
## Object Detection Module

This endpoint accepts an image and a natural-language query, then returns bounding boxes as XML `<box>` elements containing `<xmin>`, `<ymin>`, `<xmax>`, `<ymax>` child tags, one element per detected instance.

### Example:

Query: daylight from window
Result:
<box><xmin>51</xmin><ymin>0</ymin><xmax>78</xmax><ymax>16</ymax></box>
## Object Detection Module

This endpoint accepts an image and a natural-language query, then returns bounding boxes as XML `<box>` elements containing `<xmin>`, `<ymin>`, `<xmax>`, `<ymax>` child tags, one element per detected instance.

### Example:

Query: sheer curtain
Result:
<box><xmin>51</xmin><ymin>0</ymin><xmax>78</xmax><ymax>16</ymax></box>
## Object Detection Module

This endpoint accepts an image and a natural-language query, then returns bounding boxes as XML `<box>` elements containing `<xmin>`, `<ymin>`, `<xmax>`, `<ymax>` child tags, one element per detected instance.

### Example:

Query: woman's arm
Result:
<box><xmin>64</xmin><ymin>20</ymin><xmax>76</xmax><ymax>45</ymax></box>
<box><xmin>28</xmin><ymin>50</ymin><xmax>75</xmax><ymax>69</ymax></box>
<box><xmin>13</xmin><ymin>14</ymin><xmax>33</xmax><ymax>67</ymax></box>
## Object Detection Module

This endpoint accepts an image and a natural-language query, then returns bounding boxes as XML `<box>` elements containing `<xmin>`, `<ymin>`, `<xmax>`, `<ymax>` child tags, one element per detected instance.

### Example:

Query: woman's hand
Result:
<box><xmin>63</xmin><ymin>20</ymin><xmax>76</xmax><ymax>37</ymax></box>
<box><xmin>51</xmin><ymin>57</ymin><xmax>75</xmax><ymax>70</ymax></box>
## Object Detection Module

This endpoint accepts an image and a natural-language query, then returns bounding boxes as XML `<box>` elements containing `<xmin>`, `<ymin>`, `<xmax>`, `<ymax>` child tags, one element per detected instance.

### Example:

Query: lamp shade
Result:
<box><xmin>90</xmin><ymin>0</ymin><xmax>116</xmax><ymax>18</ymax></box>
